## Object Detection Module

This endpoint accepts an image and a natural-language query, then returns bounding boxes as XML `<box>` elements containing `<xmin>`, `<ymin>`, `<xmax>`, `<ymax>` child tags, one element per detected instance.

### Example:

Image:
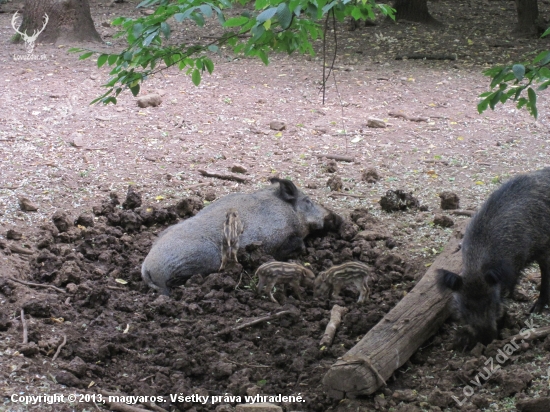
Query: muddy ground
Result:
<box><xmin>2</xmin><ymin>0</ymin><xmax>550</xmax><ymax>411</ymax></box>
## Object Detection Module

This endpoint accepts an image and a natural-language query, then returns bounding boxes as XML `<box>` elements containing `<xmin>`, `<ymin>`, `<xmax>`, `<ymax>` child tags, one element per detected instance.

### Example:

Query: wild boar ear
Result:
<box><xmin>271</xmin><ymin>178</ymin><xmax>299</xmax><ymax>203</ymax></box>
<box><xmin>436</xmin><ymin>269</ymin><xmax>462</xmax><ymax>292</ymax></box>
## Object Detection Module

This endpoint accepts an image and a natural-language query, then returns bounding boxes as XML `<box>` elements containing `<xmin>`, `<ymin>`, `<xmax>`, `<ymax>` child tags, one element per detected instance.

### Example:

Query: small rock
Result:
<box><xmin>324</xmin><ymin>160</ymin><xmax>338</xmax><ymax>173</ymax></box>
<box><xmin>52</xmin><ymin>211</ymin><xmax>72</xmax><ymax>233</ymax></box>
<box><xmin>392</xmin><ymin>389</ymin><xmax>417</xmax><ymax>402</ymax></box>
<box><xmin>137</xmin><ymin>93</ymin><xmax>162</xmax><ymax>108</ymax></box>
<box><xmin>231</xmin><ymin>164</ymin><xmax>248</xmax><ymax>174</ymax></box>
<box><xmin>75</xmin><ymin>213</ymin><xmax>95</xmax><ymax>228</ymax></box>
<box><xmin>66</xmin><ymin>283</ymin><xmax>78</xmax><ymax>294</ymax></box>
<box><xmin>141</xmin><ymin>9</ymin><xmax>155</xmax><ymax>15</ymax></box>
<box><xmin>439</xmin><ymin>191</ymin><xmax>460</xmax><ymax>210</ymax></box>
<box><xmin>433</xmin><ymin>214</ymin><xmax>454</xmax><ymax>228</ymax></box>
<box><xmin>269</xmin><ymin>121</ymin><xmax>286</xmax><ymax>131</ymax></box>
<box><xmin>367</xmin><ymin>117</ymin><xmax>386</xmax><ymax>128</ymax></box>
<box><xmin>362</xmin><ymin>168</ymin><xmax>380</xmax><ymax>183</ymax></box>
<box><xmin>6</xmin><ymin>229</ymin><xmax>22</xmax><ymax>240</ymax></box>
<box><xmin>101</xmin><ymin>21</ymin><xmax>111</xmax><ymax>27</ymax></box>
<box><xmin>55</xmin><ymin>371</ymin><xmax>81</xmax><ymax>388</ymax></box>
<box><xmin>122</xmin><ymin>186</ymin><xmax>142</xmax><ymax>210</ymax></box>
<box><xmin>470</xmin><ymin>342</ymin><xmax>485</xmax><ymax>357</ymax></box>
<box><xmin>236</xmin><ymin>404</ymin><xmax>282</xmax><ymax>412</ymax></box>
<box><xmin>204</xmin><ymin>190</ymin><xmax>216</xmax><ymax>202</ymax></box>
<box><xmin>327</xmin><ymin>176</ymin><xmax>343</xmax><ymax>191</ymax></box>
<box><xmin>90</xmin><ymin>73</ymin><xmax>100</xmax><ymax>80</ymax></box>
<box><xmin>23</xmin><ymin>299</ymin><xmax>52</xmax><ymax>317</ymax></box>
<box><xmin>70</xmin><ymin>132</ymin><xmax>85</xmax><ymax>148</ymax></box>
<box><xmin>380</xmin><ymin>190</ymin><xmax>420</xmax><ymax>212</ymax></box>
<box><xmin>63</xmin><ymin>356</ymin><xmax>87</xmax><ymax>378</ymax></box>
<box><xmin>516</xmin><ymin>396</ymin><xmax>550</xmax><ymax>412</ymax></box>
<box><xmin>18</xmin><ymin>343</ymin><xmax>39</xmax><ymax>357</ymax></box>
<box><xmin>427</xmin><ymin>388</ymin><xmax>453</xmax><ymax>408</ymax></box>
<box><xmin>18</xmin><ymin>197</ymin><xmax>38</xmax><ymax>212</ymax></box>
<box><xmin>306</xmin><ymin>182</ymin><xmax>318</xmax><ymax>189</ymax></box>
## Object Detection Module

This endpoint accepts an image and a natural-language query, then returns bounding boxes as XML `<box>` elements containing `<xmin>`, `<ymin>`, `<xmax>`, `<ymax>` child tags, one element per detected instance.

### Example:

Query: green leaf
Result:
<box><xmin>199</xmin><ymin>5</ymin><xmax>213</xmax><ymax>18</ymax></box>
<box><xmin>512</xmin><ymin>64</ymin><xmax>525</xmax><ymax>81</ymax></box>
<box><xmin>143</xmin><ymin>31</ymin><xmax>157</xmax><ymax>46</ymax></box>
<box><xmin>97</xmin><ymin>54</ymin><xmax>109</xmax><ymax>68</ymax></box>
<box><xmin>257</xmin><ymin>7</ymin><xmax>277</xmax><ymax>24</ymax></box>
<box><xmin>68</xmin><ymin>47</ymin><xmax>83</xmax><ymax>53</ymax></box>
<box><xmin>533</xmin><ymin>50</ymin><xmax>550</xmax><ymax>65</ymax></box>
<box><xmin>79</xmin><ymin>52</ymin><xmax>94</xmax><ymax>60</ymax></box>
<box><xmin>192</xmin><ymin>13</ymin><xmax>205</xmax><ymax>27</ymax></box>
<box><xmin>208</xmin><ymin>45</ymin><xmax>219</xmax><ymax>53</ymax></box>
<box><xmin>160</xmin><ymin>22</ymin><xmax>170</xmax><ymax>39</ymax></box>
<box><xmin>224</xmin><ymin>16</ymin><xmax>249</xmax><ymax>27</ymax></box>
<box><xmin>527</xmin><ymin>87</ymin><xmax>537</xmax><ymax>118</ymax></box>
<box><xmin>174</xmin><ymin>13</ymin><xmax>186</xmax><ymax>22</ymax></box>
<box><xmin>130</xmin><ymin>83</ymin><xmax>140</xmax><ymax>96</ymax></box>
<box><xmin>111</xmin><ymin>17</ymin><xmax>125</xmax><ymax>26</ymax></box>
<box><xmin>133</xmin><ymin>23</ymin><xmax>144</xmax><ymax>39</ymax></box>
<box><xmin>108</xmin><ymin>54</ymin><xmax>119</xmax><ymax>65</ymax></box>
<box><xmin>276</xmin><ymin>3</ymin><xmax>292</xmax><ymax>29</ymax></box>
<box><xmin>192</xmin><ymin>69</ymin><xmax>201</xmax><ymax>86</ymax></box>
<box><xmin>204</xmin><ymin>58</ymin><xmax>214</xmax><ymax>74</ymax></box>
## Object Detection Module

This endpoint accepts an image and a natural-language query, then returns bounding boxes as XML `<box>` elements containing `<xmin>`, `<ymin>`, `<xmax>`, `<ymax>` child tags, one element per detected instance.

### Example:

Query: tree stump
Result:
<box><xmin>16</xmin><ymin>0</ymin><xmax>101</xmax><ymax>45</ymax></box>
<box><xmin>322</xmin><ymin>221</ymin><xmax>466</xmax><ymax>398</ymax></box>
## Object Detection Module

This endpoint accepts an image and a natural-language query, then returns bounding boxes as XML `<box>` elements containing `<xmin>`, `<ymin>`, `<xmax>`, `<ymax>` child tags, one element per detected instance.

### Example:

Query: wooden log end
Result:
<box><xmin>322</xmin><ymin>358</ymin><xmax>378</xmax><ymax>399</ymax></box>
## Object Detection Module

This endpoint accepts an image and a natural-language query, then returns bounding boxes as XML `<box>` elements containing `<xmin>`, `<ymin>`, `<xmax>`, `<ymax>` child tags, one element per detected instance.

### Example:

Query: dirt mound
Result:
<box><xmin>3</xmin><ymin>189</ymin><xmax>549</xmax><ymax>412</ymax></box>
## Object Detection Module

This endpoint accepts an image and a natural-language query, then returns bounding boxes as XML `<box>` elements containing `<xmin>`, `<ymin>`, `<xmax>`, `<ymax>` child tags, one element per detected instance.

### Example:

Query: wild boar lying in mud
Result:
<box><xmin>437</xmin><ymin>168</ymin><xmax>550</xmax><ymax>346</ymax></box>
<box><xmin>142</xmin><ymin>178</ymin><xmax>342</xmax><ymax>295</ymax></box>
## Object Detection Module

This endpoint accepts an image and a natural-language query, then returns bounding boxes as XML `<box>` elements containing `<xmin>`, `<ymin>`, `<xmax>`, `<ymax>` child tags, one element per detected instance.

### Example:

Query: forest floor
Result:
<box><xmin>1</xmin><ymin>0</ymin><xmax>550</xmax><ymax>411</ymax></box>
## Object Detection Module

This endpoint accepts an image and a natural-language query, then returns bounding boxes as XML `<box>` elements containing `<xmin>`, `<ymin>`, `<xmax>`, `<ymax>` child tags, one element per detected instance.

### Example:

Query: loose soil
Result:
<box><xmin>1</xmin><ymin>1</ymin><xmax>550</xmax><ymax>411</ymax></box>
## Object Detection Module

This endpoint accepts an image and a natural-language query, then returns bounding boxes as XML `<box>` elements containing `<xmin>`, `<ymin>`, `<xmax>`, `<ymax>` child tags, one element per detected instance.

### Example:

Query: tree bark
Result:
<box><xmin>515</xmin><ymin>0</ymin><xmax>540</xmax><ymax>36</ymax></box>
<box><xmin>393</xmin><ymin>0</ymin><xmax>441</xmax><ymax>25</ymax></box>
<box><xmin>17</xmin><ymin>0</ymin><xmax>101</xmax><ymax>45</ymax></box>
<box><xmin>322</xmin><ymin>221</ymin><xmax>466</xmax><ymax>399</ymax></box>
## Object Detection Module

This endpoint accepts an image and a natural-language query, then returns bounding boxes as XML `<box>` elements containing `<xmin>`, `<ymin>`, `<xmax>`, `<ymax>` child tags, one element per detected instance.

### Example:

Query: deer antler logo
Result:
<box><xmin>11</xmin><ymin>12</ymin><xmax>49</xmax><ymax>54</ymax></box>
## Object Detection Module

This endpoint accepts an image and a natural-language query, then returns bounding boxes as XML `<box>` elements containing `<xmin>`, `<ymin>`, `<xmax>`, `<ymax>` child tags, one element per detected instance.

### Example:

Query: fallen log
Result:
<box><xmin>322</xmin><ymin>221</ymin><xmax>466</xmax><ymax>398</ymax></box>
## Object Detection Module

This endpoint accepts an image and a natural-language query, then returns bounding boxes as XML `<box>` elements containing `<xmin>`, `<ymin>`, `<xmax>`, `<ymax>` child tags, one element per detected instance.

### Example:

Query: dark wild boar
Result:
<box><xmin>437</xmin><ymin>168</ymin><xmax>550</xmax><ymax>345</ymax></box>
<box><xmin>142</xmin><ymin>178</ymin><xmax>342</xmax><ymax>295</ymax></box>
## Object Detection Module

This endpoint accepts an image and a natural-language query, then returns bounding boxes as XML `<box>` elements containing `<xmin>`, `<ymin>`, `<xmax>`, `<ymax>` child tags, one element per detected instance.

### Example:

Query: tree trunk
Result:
<box><xmin>515</xmin><ymin>0</ymin><xmax>540</xmax><ymax>36</ymax></box>
<box><xmin>322</xmin><ymin>221</ymin><xmax>466</xmax><ymax>399</ymax></box>
<box><xmin>17</xmin><ymin>0</ymin><xmax>101</xmax><ymax>45</ymax></box>
<box><xmin>393</xmin><ymin>0</ymin><xmax>441</xmax><ymax>25</ymax></box>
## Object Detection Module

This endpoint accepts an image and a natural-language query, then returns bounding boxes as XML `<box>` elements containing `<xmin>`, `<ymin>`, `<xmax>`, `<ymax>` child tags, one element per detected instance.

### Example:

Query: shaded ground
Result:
<box><xmin>1</xmin><ymin>0</ymin><xmax>550</xmax><ymax>411</ymax></box>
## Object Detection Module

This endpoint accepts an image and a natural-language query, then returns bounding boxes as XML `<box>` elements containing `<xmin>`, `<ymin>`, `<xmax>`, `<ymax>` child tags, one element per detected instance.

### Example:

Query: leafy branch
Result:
<box><xmin>478</xmin><ymin>28</ymin><xmax>550</xmax><ymax>119</ymax></box>
<box><xmin>70</xmin><ymin>0</ymin><xmax>394</xmax><ymax>104</ymax></box>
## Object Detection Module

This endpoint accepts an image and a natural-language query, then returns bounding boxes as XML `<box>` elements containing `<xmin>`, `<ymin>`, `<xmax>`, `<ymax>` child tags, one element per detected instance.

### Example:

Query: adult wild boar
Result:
<box><xmin>142</xmin><ymin>178</ymin><xmax>342</xmax><ymax>295</ymax></box>
<box><xmin>437</xmin><ymin>168</ymin><xmax>550</xmax><ymax>346</ymax></box>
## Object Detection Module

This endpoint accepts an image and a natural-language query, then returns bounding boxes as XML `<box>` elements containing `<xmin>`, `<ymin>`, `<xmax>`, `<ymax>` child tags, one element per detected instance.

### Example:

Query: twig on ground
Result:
<box><xmin>216</xmin><ymin>309</ymin><xmax>298</xmax><ymax>335</ymax></box>
<box><xmin>106</xmin><ymin>286</ymin><xmax>126</xmax><ymax>291</ymax></box>
<box><xmin>506</xmin><ymin>325</ymin><xmax>550</xmax><ymax>343</ymax></box>
<box><xmin>21</xmin><ymin>309</ymin><xmax>28</xmax><ymax>344</ymax></box>
<box><xmin>315</xmin><ymin>154</ymin><xmax>355</xmax><ymax>162</ymax></box>
<box><xmin>6</xmin><ymin>276</ymin><xmax>66</xmax><ymax>293</ymax></box>
<box><xmin>329</xmin><ymin>192</ymin><xmax>366</xmax><ymax>199</ymax></box>
<box><xmin>198</xmin><ymin>169</ymin><xmax>249</xmax><ymax>183</ymax></box>
<box><xmin>389</xmin><ymin>111</ymin><xmax>429</xmax><ymax>122</ymax></box>
<box><xmin>52</xmin><ymin>335</ymin><xmax>67</xmax><ymax>361</ymax></box>
<box><xmin>320</xmin><ymin>305</ymin><xmax>348</xmax><ymax>347</ymax></box>
<box><xmin>8</xmin><ymin>244</ymin><xmax>35</xmax><ymax>255</ymax></box>
<box><xmin>395</xmin><ymin>54</ymin><xmax>457</xmax><ymax>61</ymax></box>
<box><xmin>181</xmin><ymin>182</ymin><xmax>213</xmax><ymax>191</ymax></box>
<box><xmin>422</xmin><ymin>159</ymin><xmax>450</xmax><ymax>166</ymax></box>
<box><xmin>449</xmin><ymin>210</ymin><xmax>475</xmax><ymax>217</ymax></box>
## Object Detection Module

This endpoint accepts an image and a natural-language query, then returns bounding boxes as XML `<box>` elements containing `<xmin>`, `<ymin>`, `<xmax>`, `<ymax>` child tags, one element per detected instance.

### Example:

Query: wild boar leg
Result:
<box><xmin>532</xmin><ymin>256</ymin><xmax>550</xmax><ymax>313</ymax></box>
<box><xmin>289</xmin><ymin>279</ymin><xmax>303</xmax><ymax>301</ymax></box>
<box><xmin>331</xmin><ymin>281</ymin><xmax>342</xmax><ymax>298</ymax></box>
